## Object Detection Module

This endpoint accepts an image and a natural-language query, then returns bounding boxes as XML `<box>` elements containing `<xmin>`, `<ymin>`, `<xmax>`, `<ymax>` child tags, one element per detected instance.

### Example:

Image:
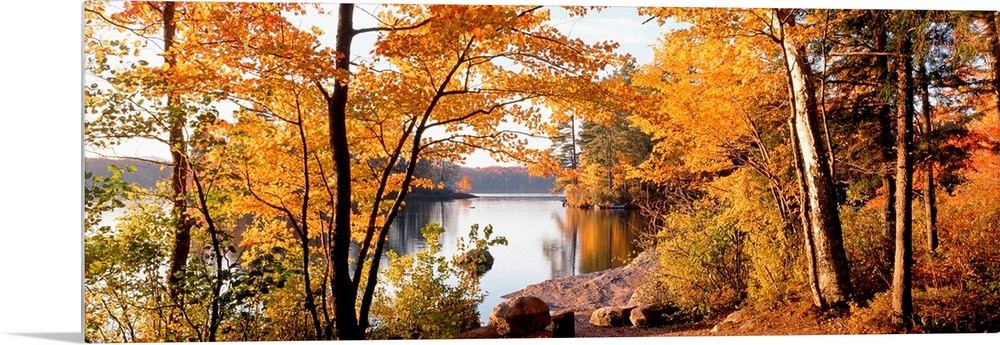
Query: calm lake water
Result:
<box><xmin>387</xmin><ymin>193</ymin><xmax>652</xmax><ymax>322</ymax></box>
<box><xmin>95</xmin><ymin>193</ymin><xmax>653</xmax><ymax>324</ymax></box>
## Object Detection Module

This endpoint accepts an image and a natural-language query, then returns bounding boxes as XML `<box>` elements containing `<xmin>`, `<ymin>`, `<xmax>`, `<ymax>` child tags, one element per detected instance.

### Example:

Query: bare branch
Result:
<box><xmin>353</xmin><ymin>18</ymin><xmax>432</xmax><ymax>36</ymax></box>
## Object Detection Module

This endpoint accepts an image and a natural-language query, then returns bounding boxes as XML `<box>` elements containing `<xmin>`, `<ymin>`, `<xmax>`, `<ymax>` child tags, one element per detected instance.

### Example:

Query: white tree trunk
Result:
<box><xmin>771</xmin><ymin>9</ymin><xmax>853</xmax><ymax>308</ymax></box>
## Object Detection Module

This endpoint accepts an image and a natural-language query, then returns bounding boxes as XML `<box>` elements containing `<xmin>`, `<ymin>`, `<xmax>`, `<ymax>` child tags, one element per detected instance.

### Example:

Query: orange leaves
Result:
<box><xmin>87</xmin><ymin>2</ymin><xmax>632</xmax><ymax>251</ymax></box>
<box><xmin>361</xmin><ymin>4</ymin><xmax>631</xmax><ymax>171</ymax></box>
<box><xmin>628</xmin><ymin>8</ymin><xmax>788</xmax><ymax>185</ymax></box>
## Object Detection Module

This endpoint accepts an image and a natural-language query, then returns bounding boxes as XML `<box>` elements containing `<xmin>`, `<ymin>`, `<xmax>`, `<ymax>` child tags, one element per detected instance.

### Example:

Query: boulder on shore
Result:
<box><xmin>629</xmin><ymin>303</ymin><xmax>679</xmax><ymax>328</ymax></box>
<box><xmin>503</xmin><ymin>250</ymin><xmax>659</xmax><ymax>312</ymax></box>
<box><xmin>589</xmin><ymin>306</ymin><xmax>636</xmax><ymax>327</ymax></box>
<box><xmin>551</xmin><ymin>310</ymin><xmax>575</xmax><ymax>338</ymax></box>
<box><xmin>710</xmin><ymin>309</ymin><xmax>745</xmax><ymax>333</ymax></box>
<box><xmin>487</xmin><ymin>296</ymin><xmax>552</xmax><ymax>336</ymax></box>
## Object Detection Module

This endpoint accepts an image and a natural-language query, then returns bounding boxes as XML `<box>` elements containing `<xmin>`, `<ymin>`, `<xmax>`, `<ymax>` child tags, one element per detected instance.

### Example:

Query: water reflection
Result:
<box><xmin>389</xmin><ymin>193</ymin><xmax>650</xmax><ymax>286</ymax></box>
<box><xmin>384</xmin><ymin>194</ymin><xmax>653</xmax><ymax>323</ymax></box>
<box><xmin>386</xmin><ymin>198</ymin><xmax>474</xmax><ymax>256</ymax></box>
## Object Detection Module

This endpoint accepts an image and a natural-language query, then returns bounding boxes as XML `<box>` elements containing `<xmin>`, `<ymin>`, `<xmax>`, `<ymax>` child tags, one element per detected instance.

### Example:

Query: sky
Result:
<box><xmin>82</xmin><ymin>3</ymin><xmax>677</xmax><ymax>167</ymax></box>
<box><xmin>3</xmin><ymin>1</ymin><xmax>1000</xmax><ymax>345</ymax></box>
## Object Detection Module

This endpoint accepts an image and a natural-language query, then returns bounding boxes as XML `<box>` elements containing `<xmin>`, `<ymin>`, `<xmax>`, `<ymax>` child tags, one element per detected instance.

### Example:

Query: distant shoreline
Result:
<box><xmin>404</xmin><ymin>188</ymin><xmax>478</xmax><ymax>201</ymax></box>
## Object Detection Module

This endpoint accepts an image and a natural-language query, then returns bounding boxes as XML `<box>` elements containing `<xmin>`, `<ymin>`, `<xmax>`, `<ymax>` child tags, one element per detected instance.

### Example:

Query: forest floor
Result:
<box><xmin>571</xmin><ymin>300</ymin><xmax>851</xmax><ymax>338</ymax></box>
<box><xmin>468</xmin><ymin>249</ymin><xmax>999</xmax><ymax>339</ymax></box>
<box><xmin>472</xmin><ymin>298</ymin><xmax>852</xmax><ymax>338</ymax></box>
<box><xmin>474</xmin><ymin>249</ymin><xmax>881</xmax><ymax>339</ymax></box>
<box><xmin>460</xmin><ymin>297</ymin><xmax>857</xmax><ymax>339</ymax></box>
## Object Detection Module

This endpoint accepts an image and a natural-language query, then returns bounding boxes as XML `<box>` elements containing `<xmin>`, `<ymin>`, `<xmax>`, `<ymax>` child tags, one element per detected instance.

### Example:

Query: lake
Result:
<box><xmin>387</xmin><ymin>193</ymin><xmax>653</xmax><ymax>323</ymax></box>
<box><xmin>94</xmin><ymin>193</ymin><xmax>653</xmax><ymax>325</ymax></box>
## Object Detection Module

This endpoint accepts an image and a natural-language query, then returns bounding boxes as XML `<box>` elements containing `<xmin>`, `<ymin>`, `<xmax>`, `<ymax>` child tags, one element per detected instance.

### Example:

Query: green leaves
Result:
<box><xmin>369</xmin><ymin>222</ymin><xmax>505</xmax><ymax>339</ymax></box>
<box><xmin>84</xmin><ymin>164</ymin><xmax>138</xmax><ymax>231</ymax></box>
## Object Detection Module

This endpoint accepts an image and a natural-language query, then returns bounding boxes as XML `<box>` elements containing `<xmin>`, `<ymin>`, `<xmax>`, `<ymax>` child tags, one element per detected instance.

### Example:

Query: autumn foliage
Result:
<box><xmin>84</xmin><ymin>2</ymin><xmax>1000</xmax><ymax>341</ymax></box>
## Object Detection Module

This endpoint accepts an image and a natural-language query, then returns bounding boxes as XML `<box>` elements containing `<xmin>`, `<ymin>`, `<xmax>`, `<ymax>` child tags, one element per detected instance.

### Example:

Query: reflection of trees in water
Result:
<box><xmin>576</xmin><ymin>208</ymin><xmax>637</xmax><ymax>273</ymax></box>
<box><xmin>387</xmin><ymin>199</ymin><xmax>472</xmax><ymax>256</ymax></box>
<box><xmin>543</xmin><ymin>211</ymin><xmax>578</xmax><ymax>278</ymax></box>
<box><xmin>391</xmin><ymin>199</ymin><xmax>651</xmax><ymax>277</ymax></box>
<box><xmin>545</xmin><ymin>207</ymin><xmax>650</xmax><ymax>276</ymax></box>
<box><xmin>387</xmin><ymin>201</ymin><xmax>437</xmax><ymax>255</ymax></box>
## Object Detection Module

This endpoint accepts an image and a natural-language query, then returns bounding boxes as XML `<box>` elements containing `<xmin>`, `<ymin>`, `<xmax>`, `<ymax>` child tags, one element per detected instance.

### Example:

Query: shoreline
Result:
<box><xmin>404</xmin><ymin>188</ymin><xmax>478</xmax><ymax>201</ymax></box>
<box><xmin>500</xmin><ymin>249</ymin><xmax>658</xmax><ymax>313</ymax></box>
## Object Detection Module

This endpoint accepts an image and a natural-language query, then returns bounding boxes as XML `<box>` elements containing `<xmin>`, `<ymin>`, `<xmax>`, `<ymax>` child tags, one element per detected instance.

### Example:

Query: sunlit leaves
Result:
<box><xmin>85</xmin><ymin>2</ymin><xmax>632</xmax><ymax>340</ymax></box>
<box><xmin>630</xmin><ymin>14</ymin><xmax>787</xmax><ymax>185</ymax></box>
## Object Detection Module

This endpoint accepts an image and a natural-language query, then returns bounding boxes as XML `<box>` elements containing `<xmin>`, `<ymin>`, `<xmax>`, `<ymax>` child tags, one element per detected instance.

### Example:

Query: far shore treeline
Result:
<box><xmin>85</xmin><ymin>157</ymin><xmax>556</xmax><ymax>195</ymax></box>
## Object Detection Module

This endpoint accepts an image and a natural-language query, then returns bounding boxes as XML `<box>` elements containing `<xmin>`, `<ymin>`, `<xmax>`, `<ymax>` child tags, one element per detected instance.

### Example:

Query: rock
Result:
<box><xmin>629</xmin><ymin>303</ymin><xmax>680</xmax><ymax>328</ymax></box>
<box><xmin>453</xmin><ymin>326</ymin><xmax>500</xmax><ymax>339</ymax></box>
<box><xmin>710</xmin><ymin>310</ymin><xmax>745</xmax><ymax>333</ymax></box>
<box><xmin>551</xmin><ymin>311</ymin><xmax>574</xmax><ymax>338</ymax></box>
<box><xmin>487</xmin><ymin>296</ymin><xmax>552</xmax><ymax>336</ymax></box>
<box><xmin>504</xmin><ymin>250</ymin><xmax>660</xmax><ymax>312</ymax></box>
<box><xmin>458</xmin><ymin>249</ymin><xmax>495</xmax><ymax>274</ymax></box>
<box><xmin>589</xmin><ymin>306</ymin><xmax>636</xmax><ymax>327</ymax></box>
<box><xmin>627</xmin><ymin>279</ymin><xmax>671</xmax><ymax>307</ymax></box>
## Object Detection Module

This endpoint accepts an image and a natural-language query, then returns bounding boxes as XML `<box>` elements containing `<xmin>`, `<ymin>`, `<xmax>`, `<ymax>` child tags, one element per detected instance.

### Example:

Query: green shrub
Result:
<box><xmin>368</xmin><ymin>222</ymin><xmax>507</xmax><ymax>339</ymax></box>
<box><xmin>655</xmin><ymin>197</ymin><xmax>747</xmax><ymax>314</ymax></box>
<box><xmin>714</xmin><ymin>170</ymin><xmax>802</xmax><ymax>309</ymax></box>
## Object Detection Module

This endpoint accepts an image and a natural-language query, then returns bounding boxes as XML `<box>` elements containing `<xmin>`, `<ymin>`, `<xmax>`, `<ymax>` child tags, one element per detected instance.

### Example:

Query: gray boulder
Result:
<box><xmin>629</xmin><ymin>303</ymin><xmax>679</xmax><ymax>328</ymax></box>
<box><xmin>589</xmin><ymin>306</ymin><xmax>636</xmax><ymax>327</ymax></box>
<box><xmin>627</xmin><ymin>278</ymin><xmax>671</xmax><ymax>307</ymax></box>
<box><xmin>710</xmin><ymin>309</ymin><xmax>745</xmax><ymax>333</ymax></box>
<box><xmin>487</xmin><ymin>296</ymin><xmax>551</xmax><ymax>336</ymax></box>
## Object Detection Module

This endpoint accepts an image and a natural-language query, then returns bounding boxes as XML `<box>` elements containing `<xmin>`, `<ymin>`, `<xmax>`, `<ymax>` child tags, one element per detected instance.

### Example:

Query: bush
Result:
<box><xmin>844</xmin><ymin>291</ymin><xmax>896</xmax><ymax>334</ymax></box>
<box><xmin>913</xmin><ymin>286</ymin><xmax>1000</xmax><ymax>332</ymax></box>
<box><xmin>846</xmin><ymin>165</ymin><xmax>1000</xmax><ymax>334</ymax></box>
<box><xmin>368</xmin><ymin>222</ymin><xmax>507</xmax><ymax>339</ymax></box>
<box><xmin>839</xmin><ymin>205</ymin><xmax>892</xmax><ymax>299</ymax></box>
<box><xmin>911</xmin><ymin>167</ymin><xmax>1000</xmax><ymax>332</ymax></box>
<box><xmin>655</xmin><ymin>197</ymin><xmax>747</xmax><ymax>314</ymax></box>
<box><xmin>714</xmin><ymin>170</ymin><xmax>803</xmax><ymax>309</ymax></box>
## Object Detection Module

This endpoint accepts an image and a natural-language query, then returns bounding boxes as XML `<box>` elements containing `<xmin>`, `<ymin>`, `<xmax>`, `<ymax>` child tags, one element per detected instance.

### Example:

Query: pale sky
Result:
<box><xmin>83</xmin><ymin>3</ymin><xmax>676</xmax><ymax>167</ymax></box>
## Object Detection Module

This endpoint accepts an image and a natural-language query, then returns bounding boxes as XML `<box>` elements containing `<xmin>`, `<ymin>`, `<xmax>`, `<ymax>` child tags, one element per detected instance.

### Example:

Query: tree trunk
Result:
<box><xmin>876</xmin><ymin>23</ymin><xmax>897</xmax><ymax>264</ymax></box>
<box><xmin>327</xmin><ymin>3</ymin><xmax>362</xmax><ymax>340</ymax></box>
<box><xmin>772</xmin><ymin>9</ymin><xmax>853</xmax><ymax>309</ymax></box>
<box><xmin>295</xmin><ymin>110</ymin><xmax>323</xmax><ymax>339</ymax></box>
<box><xmin>918</xmin><ymin>59</ymin><xmax>938</xmax><ymax>254</ymax></box>
<box><xmin>988</xmin><ymin>12</ymin><xmax>1000</xmax><ymax>126</ymax></box>
<box><xmin>789</xmin><ymin>115</ymin><xmax>823</xmax><ymax>308</ymax></box>
<box><xmin>161</xmin><ymin>0</ymin><xmax>191</xmax><ymax>308</ymax></box>
<box><xmin>570</xmin><ymin>114</ymin><xmax>578</xmax><ymax>172</ymax></box>
<box><xmin>189</xmin><ymin>167</ymin><xmax>223</xmax><ymax>342</ymax></box>
<box><xmin>891</xmin><ymin>23</ymin><xmax>915</xmax><ymax>329</ymax></box>
<box><xmin>357</xmin><ymin>130</ymin><xmax>424</xmax><ymax>330</ymax></box>
<box><xmin>357</xmin><ymin>38</ymin><xmax>472</xmax><ymax>330</ymax></box>
<box><xmin>985</xmin><ymin>11</ymin><xmax>1000</xmax><ymax>175</ymax></box>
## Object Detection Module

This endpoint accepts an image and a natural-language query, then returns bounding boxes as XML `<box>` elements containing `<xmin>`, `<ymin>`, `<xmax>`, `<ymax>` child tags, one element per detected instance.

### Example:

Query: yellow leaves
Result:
<box><xmin>309</xmin><ymin>25</ymin><xmax>324</xmax><ymax>36</ymax></box>
<box><xmin>628</xmin><ymin>7</ymin><xmax>788</xmax><ymax>184</ymax></box>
